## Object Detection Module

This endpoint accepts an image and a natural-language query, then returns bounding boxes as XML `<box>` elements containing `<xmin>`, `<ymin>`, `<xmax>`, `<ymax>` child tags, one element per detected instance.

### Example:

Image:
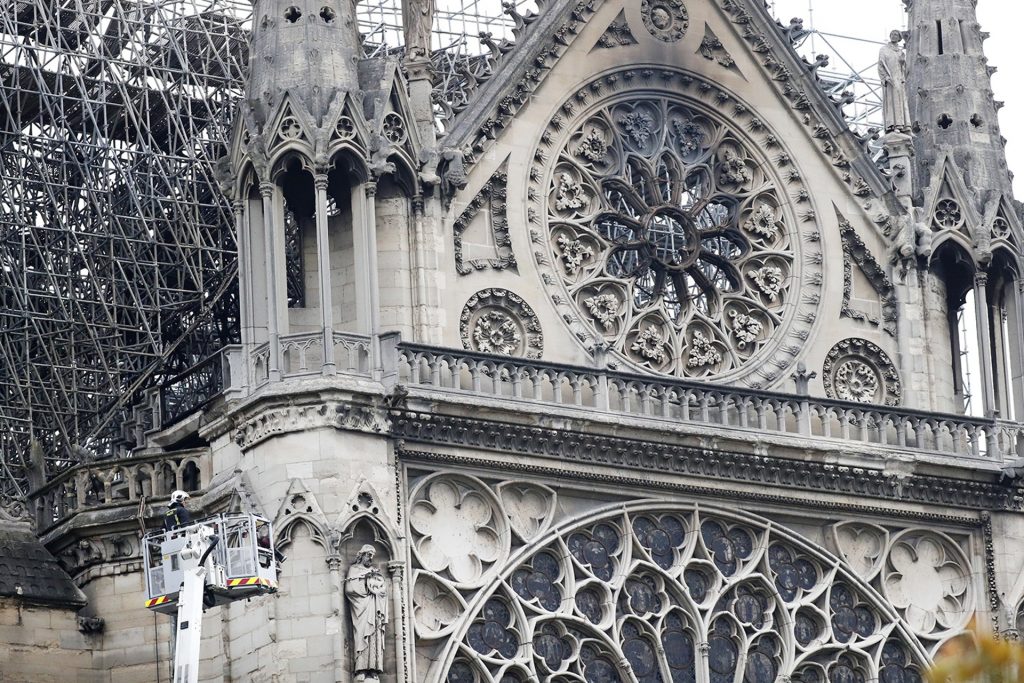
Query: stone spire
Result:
<box><xmin>905</xmin><ymin>0</ymin><xmax>1014</xmax><ymax>201</ymax></box>
<box><xmin>245</xmin><ymin>0</ymin><xmax>362</xmax><ymax>127</ymax></box>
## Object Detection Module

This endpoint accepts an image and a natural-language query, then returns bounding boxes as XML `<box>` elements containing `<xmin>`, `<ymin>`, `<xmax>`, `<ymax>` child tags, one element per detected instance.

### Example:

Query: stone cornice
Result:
<box><xmin>397</xmin><ymin>448</ymin><xmax>987</xmax><ymax>527</ymax></box>
<box><xmin>390</xmin><ymin>410</ymin><xmax>1022</xmax><ymax>512</ymax></box>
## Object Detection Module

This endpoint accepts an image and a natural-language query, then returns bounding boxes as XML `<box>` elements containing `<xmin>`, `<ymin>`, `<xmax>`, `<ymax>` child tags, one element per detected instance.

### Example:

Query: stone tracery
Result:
<box><xmin>409</xmin><ymin>480</ymin><xmax>936</xmax><ymax>683</ymax></box>
<box><xmin>539</xmin><ymin>89</ymin><xmax>805</xmax><ymax>380</ymax></box>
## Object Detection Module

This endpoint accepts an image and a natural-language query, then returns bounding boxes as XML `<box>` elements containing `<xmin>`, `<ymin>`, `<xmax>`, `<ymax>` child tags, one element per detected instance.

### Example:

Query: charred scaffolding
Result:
<box><xmin>0</xmin><ymin>0</ymin><xmax>540</xmax><ymax>518</ymax></box>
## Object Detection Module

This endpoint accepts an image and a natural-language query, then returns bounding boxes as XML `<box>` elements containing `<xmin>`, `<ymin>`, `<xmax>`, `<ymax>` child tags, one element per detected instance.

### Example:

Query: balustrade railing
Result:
<box><xmin>29</xmin><ymin>449</ymin><xmax>211</xmax><ymax>533</ymax></box>
<box><xmin>248</xmin><ymin>331</ymin><xmax>373</xmax><ymax>389</ymax></box>
<box><xmin>397</xmin><ymin>343</ymin><xmax>1023</xmax><ymax>463</ymax></box>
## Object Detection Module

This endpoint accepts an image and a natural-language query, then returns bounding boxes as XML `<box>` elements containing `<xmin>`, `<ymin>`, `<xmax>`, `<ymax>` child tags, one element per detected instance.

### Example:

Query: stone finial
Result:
<box><xmin>792</xmin><ymin>362</ymin><xmax>817</xmax><ymax>396</ymax></box>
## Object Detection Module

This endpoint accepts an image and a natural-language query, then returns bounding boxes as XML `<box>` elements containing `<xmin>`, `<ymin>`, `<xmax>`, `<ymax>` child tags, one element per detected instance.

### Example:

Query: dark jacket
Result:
<box><xmin>163</xmin><ymin>501</ymin><xmax>193</xmax><ymax>531</ymax></box>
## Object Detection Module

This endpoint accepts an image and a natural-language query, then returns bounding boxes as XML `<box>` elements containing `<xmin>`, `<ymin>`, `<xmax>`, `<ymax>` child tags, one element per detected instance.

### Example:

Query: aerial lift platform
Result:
<box><xmin>143</xmin><ymin>513</ymin><xmax>279</xmax><ymax>683</ymax></box>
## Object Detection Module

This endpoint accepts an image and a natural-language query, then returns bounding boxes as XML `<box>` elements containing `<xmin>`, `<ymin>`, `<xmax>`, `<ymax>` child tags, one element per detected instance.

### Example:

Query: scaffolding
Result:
<box><xmin>0</xmin><ymin>0</ymin><xmax>535</xmax><ymax>516</ymax></box>
<box><xmin>0</xmin><ymin>0</ymin><xmax>881</xmax><ymax>517</ymax></box>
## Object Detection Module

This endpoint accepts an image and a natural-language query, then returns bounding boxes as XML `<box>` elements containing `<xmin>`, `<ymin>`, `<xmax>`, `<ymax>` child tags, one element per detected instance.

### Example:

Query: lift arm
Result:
<box><xmin>171</xmin><ymin>526</ymin><xmax>220</xmax><ymax>683</ymax></box>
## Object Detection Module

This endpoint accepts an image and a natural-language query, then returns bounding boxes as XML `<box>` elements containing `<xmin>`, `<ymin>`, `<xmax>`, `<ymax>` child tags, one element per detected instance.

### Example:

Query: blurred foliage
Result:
<box><xmin>928</xmin><ymin>620</ymin><xmax>1024</xmax><ymax>683</ymax></box>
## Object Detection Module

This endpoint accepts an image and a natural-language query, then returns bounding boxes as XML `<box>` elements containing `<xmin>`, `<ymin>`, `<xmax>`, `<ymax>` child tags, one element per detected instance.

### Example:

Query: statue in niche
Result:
<box><xmin>402</xmin><ymin>0</ymin><xmax>434</xmax><ymax>63</ymax></box>
<box><xmin>345</xmin><ymin>543</ymin><xmax>389</xmax><ymax>681</ymax></box>
<box><xmin>878</xmin><ymin>30</ymin><xmax>912</xmax><ymax>133</ymax></box>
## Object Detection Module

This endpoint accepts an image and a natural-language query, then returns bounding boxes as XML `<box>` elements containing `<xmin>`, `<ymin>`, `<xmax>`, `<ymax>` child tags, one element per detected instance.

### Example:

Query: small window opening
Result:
<box><xmin>970</xmin><ymin>114</ymin><xmax>984</xmax><ymax>128</ymax></box>
<box><xmin>320</xmin><ymin>6</ymin><xmax>335</xmax><ymax>22</ymax></box>
<box><xmin>938</xmin><ymin>113</ymin><xmax>953</xmax><ymax>129</ymax></box>
<box><xmin>284</xmin><ymin>6</ymin><xmax>301</xmax><ymax>22</ymax></box>
<box><xmin>936</xmin><ymin>19</ymin><xmax>944</xmax><ymax>54</ymax></box>
<box><xmin>956</xmin><ymin>291</ymin><xmax>984</xmax><ymax>417</ymax></box>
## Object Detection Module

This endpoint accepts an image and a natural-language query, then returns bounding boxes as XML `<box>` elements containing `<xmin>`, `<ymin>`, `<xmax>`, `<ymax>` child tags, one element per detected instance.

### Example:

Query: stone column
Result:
<box><xmin>351</xmin><ymin>180</ymin><xmax>383</xmax><ymax>375</ymax></box>
<box><xmin>260</xmin><ymin>182</ymin><xmax>282</xmax><ymax>382</ymax></box>
<box><xmin>1011</xmin><ymin>278</ymin><xmax>1024</xmax><ymax>421</ymax></box>
<box><xmin>387</xmin><ymin>561</ymin><xmax>409</xmax><ymax>682</ymax></box>
<box><xmin>314</xmin><ymin>174</ymin><xmax>336</xmax><ymax>375</ymax></box>
<box><xmin>233</xmin><ymin>199</ymin><xmax>253</xmax><ymax>393</ymax></box>
<box><xmin>973</xmin><ymin>272</ymin><xmax>996</xmax><ymax>417</ymax></box>
<box><xmin>327</xmin><ymin>555</ymin><xmax>345</xmax><ymax>683</ymax></box>
<box><xmin>410</xmin><ymin>196</ymin><xmax>428</xmax><ymax>339</ymax></box>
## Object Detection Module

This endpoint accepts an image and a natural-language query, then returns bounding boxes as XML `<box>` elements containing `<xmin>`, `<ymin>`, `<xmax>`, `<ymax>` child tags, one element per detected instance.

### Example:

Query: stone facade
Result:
<box><xmin>5</xmin><ymin>0</ymin><xmax>1024</xmax><ymax>681</ymax></box>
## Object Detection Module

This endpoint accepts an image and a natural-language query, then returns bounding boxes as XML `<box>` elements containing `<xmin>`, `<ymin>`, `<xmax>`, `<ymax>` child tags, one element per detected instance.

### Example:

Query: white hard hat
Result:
<box><xmin>170</xmin><ymin>490</ymin><xmax>190</xmax><ymax>504</ymax></box>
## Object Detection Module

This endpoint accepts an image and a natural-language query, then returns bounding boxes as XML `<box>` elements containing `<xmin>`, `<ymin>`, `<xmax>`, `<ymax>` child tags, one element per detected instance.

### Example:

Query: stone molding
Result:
<box><xmin>231</xmin><ymin>400</ymin><xmax>390</xmax><ymax>450</ymax></box>
<box><xmin>836</xmin><ymin>207</ymin><xmax>899</xmax><ymax>337</ymax></box>
<box><xmin>390</xmin><ymin>411</ymin><xmax>1021</xmax><ymax>512</ymax></box>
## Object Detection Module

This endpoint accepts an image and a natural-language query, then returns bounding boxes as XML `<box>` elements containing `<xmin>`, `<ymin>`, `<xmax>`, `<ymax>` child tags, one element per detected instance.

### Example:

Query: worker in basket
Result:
<box><xmin>164</xmin><ymin>490</ymin><xmax>194</xmax><ymax>531</ymax></box>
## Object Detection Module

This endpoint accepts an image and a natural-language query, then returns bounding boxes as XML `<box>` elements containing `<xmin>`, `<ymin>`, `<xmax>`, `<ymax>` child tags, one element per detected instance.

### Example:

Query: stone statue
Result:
<box><xmin>345</xmin><ymin>544</ymin><xmax>388</xmax><ymax>682</ymax></box>
<box><xmin>402</xmin><ymin>0</ymin><xmax>434</xmax><ymax>63</ymax></box>
<box><xmin>878</xmin><ymin>30</ymin><xmax>912</xmax><ymax>133</ymax></box>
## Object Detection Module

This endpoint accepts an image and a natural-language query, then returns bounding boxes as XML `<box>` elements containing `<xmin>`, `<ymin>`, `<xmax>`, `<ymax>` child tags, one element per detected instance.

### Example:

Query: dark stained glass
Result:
<box><xmin>569</xmin><ymin>523</ymin><xmax>621</xmax><ymax>581</ymax></box>
<box><xmin>829</xmin><ymin>583</ymin><xmax>875</xmax><ymax>643</ymax></box>
<box><xmin>533</xmin><ymin>623</ymin><xmax>572</xmax><ymax>671</ymax></box>
<box><xmin>447</xmin><ymin>660</ymin><xmax>476</xmax><ymax>683</ymax></box>
<box><xmin>510</xmin><ymin>550</ymin><xmax>562</xmax><ymax>611</ymax></box>
<box><xmin>576</xmin><ymin>587</ymin><xmax>605</xmax><ymax>624</ymax></box>
<box><xmin>467</xmin><ymin>598</ymin><xmax>518</xmax><ymax>659</ymax></box>
<box><xmin>661</xmin><ymin>613</ymin><xmax>696</xmax><ymax>683</ymax></box>
<box><xmin>708</xmin><ymin>621</ymin><xmax>738</xmax><ymax>683</ymax></box>
<box><xmin>633</xmin><ymin>514</ymin><xmax>687</xmax><ymax>569</ymax></box>
<box><xmin>683</xmin><ymin>568</ymin><xmax>709</xmax><ymax>603</ymax></box>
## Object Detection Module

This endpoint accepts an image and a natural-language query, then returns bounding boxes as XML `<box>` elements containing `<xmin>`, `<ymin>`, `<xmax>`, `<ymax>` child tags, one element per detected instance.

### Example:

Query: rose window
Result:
<box><xmin>429</xmin><ymin>505</ymin><xmax>931</xmax><ymax>683</ymax></box>
<box><xmin>543</xmin><ymin>95</ymin><xmax>796</xmax><ymax>379</ymax></box>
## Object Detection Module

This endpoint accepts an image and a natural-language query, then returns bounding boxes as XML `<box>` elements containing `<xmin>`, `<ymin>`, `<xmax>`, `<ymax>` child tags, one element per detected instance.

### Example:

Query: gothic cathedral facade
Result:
<box><xmin>5</xmin><ymin>0</ymin><xmax>1024</xmax><ymax>681</ymax></box>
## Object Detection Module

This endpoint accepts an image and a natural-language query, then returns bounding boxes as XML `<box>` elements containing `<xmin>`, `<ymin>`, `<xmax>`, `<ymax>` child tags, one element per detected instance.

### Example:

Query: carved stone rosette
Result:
<box><xmin>529</xmin><ymin>68</ymin><xmax>824</xmax><ymax>388</ymax></box>
<box><xmin>641</xmin><ymin>0</ymin><xmax>689</xmax><ymax>43</ymax></box>
<box><xmin>460</xmin><ymin>289</ymin><xmax>543</xmax><ymax>359</ymax></box>
<box><xmin>822</xmin><ymin>338</ymin><xmax>902</xmax><ymax>406</ymax></box>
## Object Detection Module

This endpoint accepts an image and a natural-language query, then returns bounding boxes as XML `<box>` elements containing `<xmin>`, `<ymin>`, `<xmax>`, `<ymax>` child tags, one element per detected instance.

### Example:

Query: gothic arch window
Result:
<box><xmin>930</xmin><ymin>241</ymin><xmax>981</xmax><ymax>415</ymax></box>
<box><xmin>410</xmin><ymin>491</ymin><xmax>936</xmax><ymax>683</ymax></box>
<box><xmin>530</xmin><ymin>71</ymin><xmax>822</xmax><ymax>386</ymax></box>
<box><xmin>986</xmin><ymin>250</ymin><xmax>1023</xmax><ymax>419</ymax></box>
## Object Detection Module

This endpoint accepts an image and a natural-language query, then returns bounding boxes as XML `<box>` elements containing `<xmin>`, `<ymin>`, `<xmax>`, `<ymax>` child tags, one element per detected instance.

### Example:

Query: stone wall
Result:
<box><xmin>0</xmin><ymin>599</ymin><xmax>100</xmax><ymax>682</ymax></box>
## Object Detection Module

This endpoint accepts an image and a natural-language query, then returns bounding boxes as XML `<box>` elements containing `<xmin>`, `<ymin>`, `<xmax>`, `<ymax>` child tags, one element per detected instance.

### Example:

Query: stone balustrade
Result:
<box><xmin>60</xmin><ymin>336</ymin><xmax>1021</xmax><ymax>535</ymax></box>
<box><xmin>30</xmin><ymin>449</ymin><xmax>211</xmax><ymax>533</ymax></box>
<box><xmin>397</xmin><ymin>343</ymin><xmax>1024</xmax><ymax>463</ymax></box>
<box><xmin>247</xmin><ymin>331</ymin><xmax>373</xmax><ymax>389</ymax></box>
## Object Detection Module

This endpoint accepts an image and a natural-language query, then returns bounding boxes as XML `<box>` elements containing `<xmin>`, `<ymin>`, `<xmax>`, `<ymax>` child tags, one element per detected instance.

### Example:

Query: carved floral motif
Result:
<box><xmin>631</xmin><ymin>325</ymin><xmax>669</xmax><ymax>363</ymax></box>
<box><xmin>471</xmin><ymin>311</ymin><xmax>522</xmax><ymax>356</ymax></box>
<box><xmin>584</xmin><ymin>293</ymin><xmax>621</xmax><ymax>331</ymax></box>
<box><xmin>554</xmin><ymin>172</ymin><xmax>591</xmax><ymax>212</ymax></box>
<box><xmin>687</xmin><ymin>330</ymin><xmax>722</xmax><ymax>368</ymax></box>
<box><xmin>882</xmin><ymin>532</ymin><xmax>974</xmax><ymax>636</ymax></box>
<box><xmin>822</xmin><ymin>338</ymin><xmax>902</xmax><ymax>406</ymax></box>
<box><xmin>575</xmin><ymin>127</ymin><xmax>610</xmax><ymax>162</ymax></box>
<box><xmin>729</xmin><ymin>312</ymin><xmax>763</xmax><ymax>349</ymax></box>
<box><xmin>641</xmin><ymin>0</ymin><xmax>689</xmax><ymax>43</ymax></box>
<box><xmin>748</xmin><ymin>265</ymin><xmax>785</xmax><ymax>301</ymax></box>
<box><xmin>834</xmin><ymin>359</ymin><xmax>880</xmax><ymax>403</ymax></box>
<box><xmin>460</xmin><ymin>289</ymin><xmax>543</xmax><ymax>359</ymax></box>
<box><xmin>555</xmin><ymin>234</ymin><xmax>594</xmax><ymax>274</ymax></box>
<box><xmin>409</xmin><ymin>475</ymin><xmax>508</xmax><ymax>586</ymax></box>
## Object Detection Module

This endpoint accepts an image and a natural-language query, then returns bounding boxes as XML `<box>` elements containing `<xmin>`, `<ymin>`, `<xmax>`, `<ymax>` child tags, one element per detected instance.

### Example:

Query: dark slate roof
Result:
<box><xmin>0</xmin><ymin>523</ymin><xmax>87</xmax><ymax>607</ymax></box>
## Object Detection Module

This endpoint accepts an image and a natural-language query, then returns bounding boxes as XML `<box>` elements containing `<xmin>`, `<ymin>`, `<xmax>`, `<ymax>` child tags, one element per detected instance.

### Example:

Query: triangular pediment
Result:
<box><xmin>983</xmin><ymin>191</ymin><xmax>1023</xmax><ymax>251</ymax></box>
<box><xmin>921</xmin><ymin>153</ymin><xmax>983</xmax><ymax>259</ymax></box>
<box><xmin>439</xmin><ymin>0</ymin><xmax>890</xmax><ymax>206</ymax></box>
